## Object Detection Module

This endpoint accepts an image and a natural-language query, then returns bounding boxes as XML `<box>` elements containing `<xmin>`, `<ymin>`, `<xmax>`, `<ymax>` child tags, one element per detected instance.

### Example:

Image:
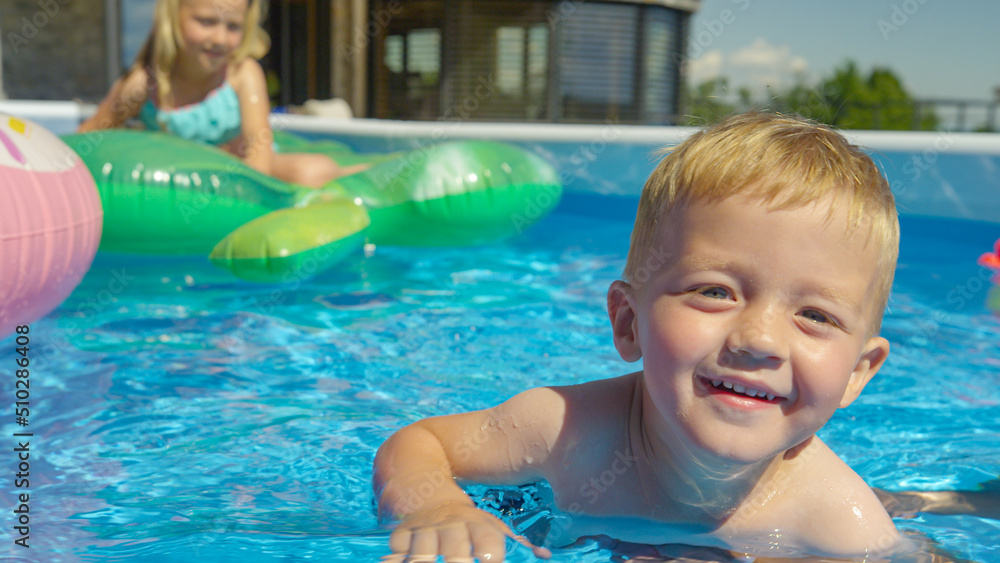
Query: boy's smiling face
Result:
<box><xmin>610</xmin><ymin>193</ymin><xmax>890</xmax><ymax>465</ymax></box>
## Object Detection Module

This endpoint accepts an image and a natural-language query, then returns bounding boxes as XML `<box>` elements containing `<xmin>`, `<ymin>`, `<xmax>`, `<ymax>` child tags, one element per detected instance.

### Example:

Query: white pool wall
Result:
<box><xmin>3</xmin><ymin>101</ymin><xmax>998</xmax><ymax>224</ymax></box>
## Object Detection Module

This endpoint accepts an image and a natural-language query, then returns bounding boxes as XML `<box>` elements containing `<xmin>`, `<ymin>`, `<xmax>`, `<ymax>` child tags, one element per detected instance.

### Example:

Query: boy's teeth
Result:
<box><xmin>710</xmin><ymin>379</ymin><xmax>774</xmax><ymax>401</ymax></box>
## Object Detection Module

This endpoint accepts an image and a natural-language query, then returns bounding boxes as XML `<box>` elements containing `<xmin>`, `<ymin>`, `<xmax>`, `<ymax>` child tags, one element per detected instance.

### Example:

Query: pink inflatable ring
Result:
<box><xmin>0</xmin><ymin>113</ymin><xmax>102</xmax><ymax>339</ymax></box>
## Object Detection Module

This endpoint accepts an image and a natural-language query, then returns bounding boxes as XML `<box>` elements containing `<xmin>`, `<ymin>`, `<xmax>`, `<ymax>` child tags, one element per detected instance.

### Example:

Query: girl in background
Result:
<box><xmin>79</xmin><ymin>0</ymin><xmax>368</xmax><ymax>187</ymax></box>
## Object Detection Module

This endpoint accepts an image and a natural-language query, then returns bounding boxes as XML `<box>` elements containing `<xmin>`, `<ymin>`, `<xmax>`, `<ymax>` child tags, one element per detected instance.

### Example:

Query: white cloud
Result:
<box><xmin>687</xmin><ymin>50</ymin><xmax>724</xmax><ymax>85</ymax></box>
<box><xmin>730</xmin><ymin>38</ymin><xmax>790</xmax><ymax>67</ymax></box>
<box><xmin>790</xmin><ymin>56</ymin><xmax>808</xmax><ymax>75</ymax></box>
<box><xmin>687</xmin><ymin>38</ymin><xmax>811</xmax><ymax>99</ymax></box>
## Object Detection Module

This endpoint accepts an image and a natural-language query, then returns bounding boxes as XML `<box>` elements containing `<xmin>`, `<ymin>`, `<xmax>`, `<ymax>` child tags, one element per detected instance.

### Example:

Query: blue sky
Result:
<box><xmin>688</xmin><ymin>0</ymin><xmax>1000</xmax><ymax>102</ymax></box>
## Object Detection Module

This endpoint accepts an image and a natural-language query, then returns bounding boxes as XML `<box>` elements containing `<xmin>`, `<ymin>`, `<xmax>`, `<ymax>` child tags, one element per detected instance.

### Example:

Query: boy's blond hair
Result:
<box><xmin>133</xmin><ymin>0</ymin><xmax>271</xmax><ymax>107</ymax></box>
<box><xmin>624</xmin><ymin>112</ymin><xmax>899</xmax><ymax>332</ymax></box>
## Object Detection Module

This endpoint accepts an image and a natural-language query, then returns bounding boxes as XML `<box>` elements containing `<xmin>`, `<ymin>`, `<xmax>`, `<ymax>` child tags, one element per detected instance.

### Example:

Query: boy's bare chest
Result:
<box><xmin>544</xmin><ymin>451</ymin><xmax>803</xmax><ymax>552</ymax></box>
<box><xmin>545</xmin><ymin>488</ymin><xmax>799</xmax><ymax>556</ymax></box>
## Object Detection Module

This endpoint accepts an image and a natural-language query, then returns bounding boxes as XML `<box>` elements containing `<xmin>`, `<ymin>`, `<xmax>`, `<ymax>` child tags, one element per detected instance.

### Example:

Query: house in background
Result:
<box><xmin>0</xmin><ymin>0</ymin><xmax>699</xmax><ymax>125</ymax></box>
<box><xmin>268</xmin><ymin>0</ymin><xmax>699</xmax><ymax>124</ymax></box>
<box><xmin>1</xmin><ymin>1</ymin><xmax>114</xmax><ymax>102</ymax></box>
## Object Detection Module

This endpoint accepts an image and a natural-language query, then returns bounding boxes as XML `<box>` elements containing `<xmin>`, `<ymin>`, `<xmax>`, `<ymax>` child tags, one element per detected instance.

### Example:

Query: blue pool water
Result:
<box><xmin>2</xmin><ymin>193</ymin><xmax>999</xmax><ymax>562</ymax></box>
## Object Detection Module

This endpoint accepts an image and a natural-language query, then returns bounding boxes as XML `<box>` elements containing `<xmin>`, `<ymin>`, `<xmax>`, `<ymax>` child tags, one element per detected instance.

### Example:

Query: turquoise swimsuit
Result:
<box><xmin>138</xmin><ymin>81</ymin><xmax>242</xmax><ymax>146</ymax></box>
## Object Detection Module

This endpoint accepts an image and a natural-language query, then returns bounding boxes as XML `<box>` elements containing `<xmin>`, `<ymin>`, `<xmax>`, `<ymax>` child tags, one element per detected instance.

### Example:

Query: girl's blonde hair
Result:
<box><xmin>131</xmin><ymin>0</ymin><xmax>270</xmax><ymax>106</ymax></box>
<box><xmin>624</xmin><ymin>111</ymin><xmax>899</xmax><ymax>332</ymax></box>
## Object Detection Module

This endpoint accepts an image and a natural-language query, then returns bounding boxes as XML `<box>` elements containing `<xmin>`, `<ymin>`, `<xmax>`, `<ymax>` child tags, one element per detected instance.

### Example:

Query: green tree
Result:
<box><xmin>684</xmin><ymin>61</ymin><xmax>938</xmax><ymax>130</ymax></box>
<box><xmin>815</xmin><ymin>62</ymin><xmax>936</xmax><ymax>130</ymax></box>
<box><xmin>683</xmin><ymin>77</ymin><xmax>736</xmax><ymax>126</ymax></box>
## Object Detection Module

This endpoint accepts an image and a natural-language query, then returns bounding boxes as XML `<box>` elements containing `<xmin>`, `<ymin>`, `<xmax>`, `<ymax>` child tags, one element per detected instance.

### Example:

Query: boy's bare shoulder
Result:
<box><xmin>498</xmin><ymin>373</ymin><xmax>637</xmax><ymax>424</ymax></box>
<box><xmin>413</xmin><ymin>374</ymin><xmax>637</xmax><ymax>487</ymax></box>
<box><xmin>498</xmin><ymin>374</ymin><xmax>639</xmax><ymax>487</ymax></box>
<box><xmin>748</xmin><ymin>438</ymin><xmax>900</xmax><ymax>557</ymax></box>
<box><xmin>507</xmin><ymin>373</ymin><xmax>637</xmax><ymax>435</ymax></box>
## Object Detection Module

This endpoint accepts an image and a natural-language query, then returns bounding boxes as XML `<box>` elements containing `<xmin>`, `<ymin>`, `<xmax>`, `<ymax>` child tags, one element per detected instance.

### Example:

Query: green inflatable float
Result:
<box><xmin>60</xmin><ymin>130</ymin><xmax>562</xmax><ymax>282</ymax></box>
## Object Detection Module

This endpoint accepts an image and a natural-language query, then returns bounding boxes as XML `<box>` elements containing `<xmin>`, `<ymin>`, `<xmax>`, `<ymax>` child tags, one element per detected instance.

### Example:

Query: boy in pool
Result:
<box><xmin>373</xmin><ymin>112</ymin><xmax>904</xmax><ymax>561</ymax></box>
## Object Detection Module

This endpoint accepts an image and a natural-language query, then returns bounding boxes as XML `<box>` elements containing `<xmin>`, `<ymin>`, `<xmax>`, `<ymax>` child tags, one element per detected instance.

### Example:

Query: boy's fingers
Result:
<box><xmin>408</xmin><ymin>529</ymin><xmax>441</xmax><ymax>561</ymax></box>
<box><xmin>386</xmin><ymin>513</ymin><xmax>549</xmax><ymax>562</ymax></box>
<box><xmin>438</xmin><ymin>524</ymin><xmax>474</xmax><ymax>561</ymax></box>
<box><xmin>489</xmin><ymin>516</ymin><xmax>551</xmax><ymax>560</ymax></box>
<box><xmin>528</xmin><ymin>544</ymin><xmax>553</xmax><ymax>559</ymax></box>
<box><xmin>468</xmin><ymin>521</ymin><xmax>508</xmax><ymax>562</ymax></box>
<box><xmin>387</xmin><ymin>527</ymin><xmax>412</xmax><ymax>555</ymax></box>
<box><xmin>512</xmin><ymin>534</ymin><xmax>552</xmax><ymax>560</ymax></box>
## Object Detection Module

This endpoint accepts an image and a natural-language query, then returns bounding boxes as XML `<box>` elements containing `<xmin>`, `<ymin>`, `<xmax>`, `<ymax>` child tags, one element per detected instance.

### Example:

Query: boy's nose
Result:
<box><xmin>723</xmin><ymin>304</ymin><xmax>787</xmax><ymax>366</ymax></box>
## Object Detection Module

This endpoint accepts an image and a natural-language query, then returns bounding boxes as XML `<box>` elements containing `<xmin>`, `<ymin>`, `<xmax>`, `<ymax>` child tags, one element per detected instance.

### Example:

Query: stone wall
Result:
<box><xmin>1</xmin><ymin>0</ymin><xmax>109</xmax><ymax>101</ymax></box>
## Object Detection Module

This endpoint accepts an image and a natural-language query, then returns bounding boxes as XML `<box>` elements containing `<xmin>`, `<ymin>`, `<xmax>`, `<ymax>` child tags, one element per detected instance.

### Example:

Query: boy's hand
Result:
<box><xmin>383</xmin><ymin>501</ymin><xmax>552</xmax><ymax>562</ymax></box>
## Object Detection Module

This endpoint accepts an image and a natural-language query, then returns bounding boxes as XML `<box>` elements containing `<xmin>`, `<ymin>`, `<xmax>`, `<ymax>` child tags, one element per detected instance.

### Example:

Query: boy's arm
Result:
<box><xmin>374</xmin><ymin>387</ymin><xmax>566</xmax><ymax>562</ymax></box>
<box><xmin>78</xmin><ymin>69</ymin><xmax>149</xmax><ymax>132</ymax></box>
<box><xmin>876</xmin><ymin>485</ymin><xmax>1000</xmax><ymax>520</ymax></box>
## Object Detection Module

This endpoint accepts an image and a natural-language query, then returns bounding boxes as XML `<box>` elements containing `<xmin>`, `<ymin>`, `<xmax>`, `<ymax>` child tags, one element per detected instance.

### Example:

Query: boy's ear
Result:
<box><xmin>608</xmin><ymin>280</ymin><xmax>642</xmax><ymax>362</ymax></box>
<box><xmin>839</xmin><ymin>336</ymin><xmax>890</xmax><ymax>408</ymax></box>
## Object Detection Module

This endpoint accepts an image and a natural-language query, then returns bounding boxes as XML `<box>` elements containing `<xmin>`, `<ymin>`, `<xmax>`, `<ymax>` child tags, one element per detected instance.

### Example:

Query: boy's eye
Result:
<box><xmin>800</xmin><ymin>309</ymin><xmax>832</xmax><ymax>324</ymax></box>
<box><xmin>698</xmin><ymin>286</ymin><xmax>731</xmax><ymax>300</ymax></box>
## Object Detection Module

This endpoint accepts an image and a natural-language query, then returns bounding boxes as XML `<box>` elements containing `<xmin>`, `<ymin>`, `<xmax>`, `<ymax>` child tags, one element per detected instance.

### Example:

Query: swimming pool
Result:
<box><xmin>1</xmin><ymin>116</ymin><xmax>999</xmax><ymax>562</ymax></box>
